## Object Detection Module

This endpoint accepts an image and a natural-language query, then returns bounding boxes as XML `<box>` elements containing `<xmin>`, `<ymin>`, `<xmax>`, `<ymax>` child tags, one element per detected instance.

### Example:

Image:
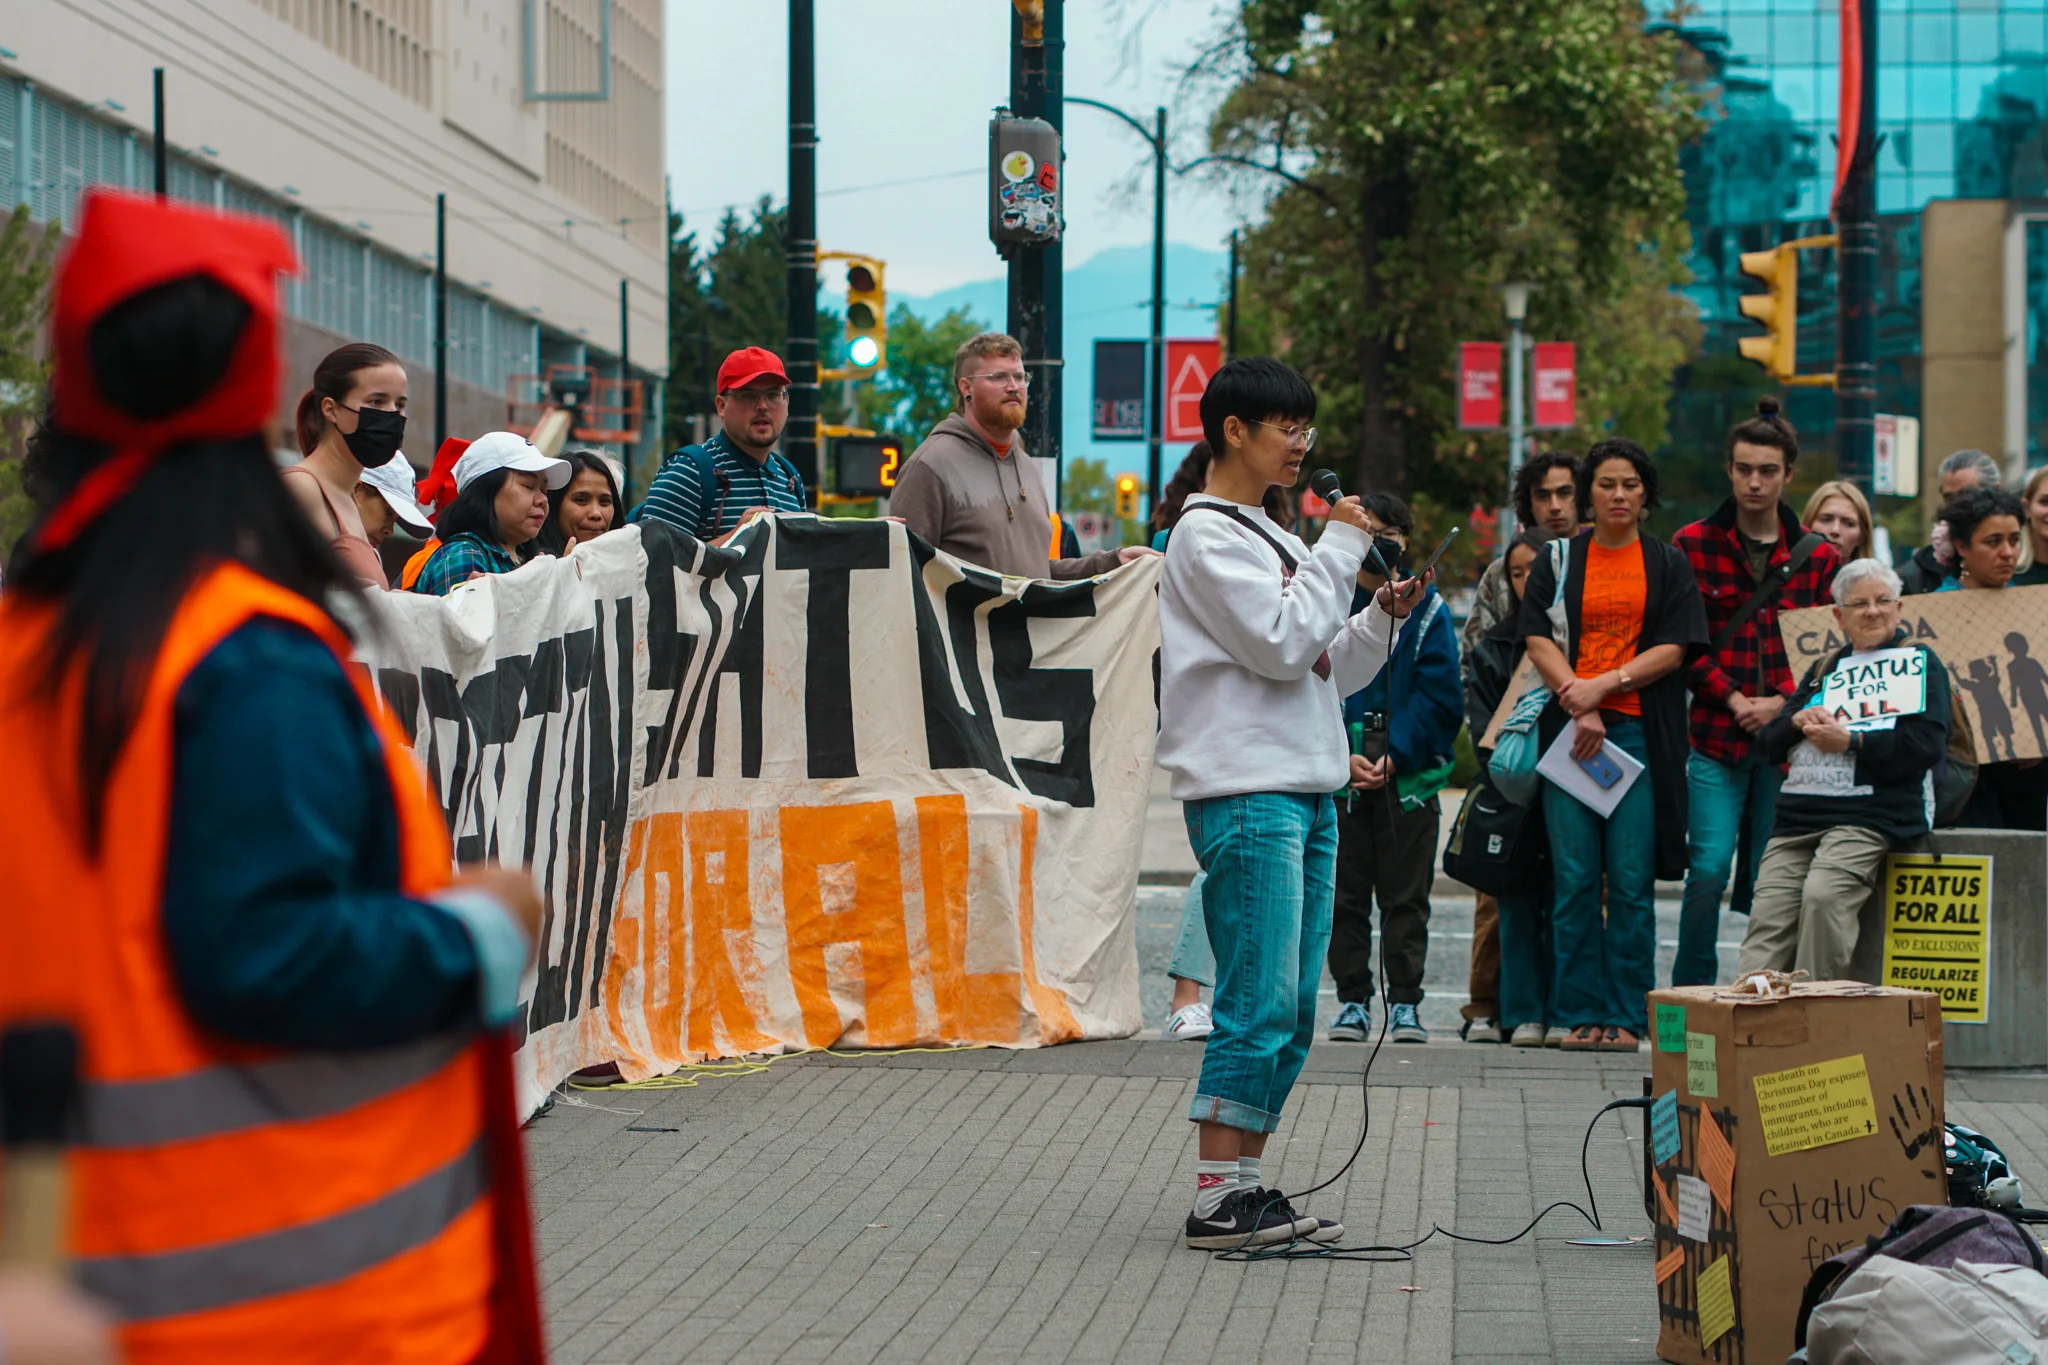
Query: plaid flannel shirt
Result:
<box><xmin>409</xmin><ymin>531</ymin><xmax>524</xmax><ymax>597</ymax></box>
<box><xmin>1673</xmin><ymin>499</ymin><xmax>1840</xmax><ymax>765</ymax></box>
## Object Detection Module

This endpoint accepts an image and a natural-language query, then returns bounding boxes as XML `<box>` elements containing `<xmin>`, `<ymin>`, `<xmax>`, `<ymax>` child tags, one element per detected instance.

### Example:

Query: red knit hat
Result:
<box><xmin>36</xmin><ymin>190</ymin><xmax>297</xmax><ymax>550</ymax></box>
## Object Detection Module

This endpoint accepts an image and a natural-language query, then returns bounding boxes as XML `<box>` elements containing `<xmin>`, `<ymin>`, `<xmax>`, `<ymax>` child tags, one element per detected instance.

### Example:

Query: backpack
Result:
<box><xmin>1794</xmin><ymin>1204</ymin><xmax>2047</xmax><ymax>1351</ymax></box>
<box><xmin>649</xmin><ymin>443</ymin><xmax>807</xmax><ymax>540</ymax></box>
<box><xmin>1801</xmin><ymin>1256</ymin><xmax>2048</xmax><ymax>1364</ymax></box>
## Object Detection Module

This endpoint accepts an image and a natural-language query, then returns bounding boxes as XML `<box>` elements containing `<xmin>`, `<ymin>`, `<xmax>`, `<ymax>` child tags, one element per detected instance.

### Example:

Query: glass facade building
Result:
<box><xmin>1669</xmin><ymin>0</ymin><xmax>2048</xmax><ymax>466</ymax></box>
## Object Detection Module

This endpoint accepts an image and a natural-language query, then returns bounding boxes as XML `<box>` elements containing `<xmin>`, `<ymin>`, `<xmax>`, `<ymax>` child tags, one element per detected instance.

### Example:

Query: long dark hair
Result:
<box><xmin>9</xmin><ymin>275</ymin><xmax>358</xmax><ymax>850</ymax></box>
<box><xmin>435</xmin><ymin>467</ymin><xmax>541</xmax><ymax>560</ymax></box>
<box><xmin>295</xmin><ymin>341</ymin><xmax>399</xmax><ymax>455</ymax></box>
<box><xmin>534</xmin><ymin>451</ymin><xmax>621</xmax><ymax>556</ymax></box>
<box><xmin>1148</xmin><ymin>439</ymin><xmax>1293</xmax><ymax>535</ymax></box>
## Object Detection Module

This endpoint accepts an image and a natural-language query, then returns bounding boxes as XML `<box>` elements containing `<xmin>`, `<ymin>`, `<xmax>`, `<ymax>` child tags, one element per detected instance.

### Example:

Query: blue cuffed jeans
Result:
<box><xmin>1541</xmin><ymin>718</ymin><xmax>1656</xmax><ymax>1034</ymax></box>
<box><xmin>1495</xmin><ymin>886</ymin><xmax>1551</xmax><ymax>1031</ymax></box>
<box><xmin>1166</xmin><ymin>871</ymin><xmax>1215</xmax><ymax>987</ymax></box>
<box><xmin>1184</xmin><ymin>792</ymin><xmax>1337</xmax><ymax>1134</ymax></box>
<box><xmin>1673</xmin><ymin>751</ymin><xmax>1783</xmax><ymax>986</ymax></box>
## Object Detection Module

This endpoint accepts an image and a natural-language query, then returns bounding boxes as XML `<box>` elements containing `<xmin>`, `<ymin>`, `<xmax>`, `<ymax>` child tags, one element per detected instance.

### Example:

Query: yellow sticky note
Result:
<box><xmin>1751</xmin><ymin>1054</ymin><xmax>1879</xmax><ymax>1157</ymax></box>
<box><xmin>1696</xmin><ymin>1255</ymin><xmax>1735</xmax><ymax>1347</ymax></box>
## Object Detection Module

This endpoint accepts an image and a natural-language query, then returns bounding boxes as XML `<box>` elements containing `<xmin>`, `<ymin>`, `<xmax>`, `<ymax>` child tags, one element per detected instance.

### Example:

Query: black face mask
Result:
<box><xmin>339</xmin><ymin>403</ymin><xmax>406</xmax><ymax>467</ymax></box>
<box><xmin>1372</xmin><ymin>535</ymin><xmax>1409</xmax><ymax>574</ymax></box>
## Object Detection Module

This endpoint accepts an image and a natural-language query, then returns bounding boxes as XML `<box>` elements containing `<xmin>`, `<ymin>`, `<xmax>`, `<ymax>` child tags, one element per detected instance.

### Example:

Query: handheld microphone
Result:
<box><xmin>1307</xmin><ymin>468</ymin><xmax>1392</xmax><ymax>578</ymax></box>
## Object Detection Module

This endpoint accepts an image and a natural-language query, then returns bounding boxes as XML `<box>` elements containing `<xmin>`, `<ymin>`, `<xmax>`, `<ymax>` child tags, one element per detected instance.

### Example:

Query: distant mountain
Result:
<box><xmin>890</xmin><ymin>242</ymin><xmax>1231</xmax><ymax>485</ymax></box>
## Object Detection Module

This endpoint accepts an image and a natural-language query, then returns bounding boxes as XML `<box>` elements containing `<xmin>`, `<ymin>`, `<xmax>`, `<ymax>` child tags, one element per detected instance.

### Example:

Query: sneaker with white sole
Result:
<box><xmin>1185</xmin><ymin>1188</ymin><xmax>1318</xmax><ymax>1250</ymax></box>
<box><xmin>1327</xmin><ymin>1000</ymin><xmax>1371</xmax><ymax>1042</ymax></box>
<box><xmin>1460</xmin><ymin>1017</ymin><xmax>1502</xmax><ymax>1044</ymax></box>
<box><xmin>1253</xmin><ymin>1188</ymin><xmax>1343</xmax><ymax>1244</ymax></box>
<box><xmin>1544</xmin><ymin>1025</ymin><xmax>1569</xmax><ymax>1048</ymax></box>
<box><xmin>1509</xmin><ymin>1022</ymin><xmax>1547</xmax><ymax>1048</ymax></box>
<box><xmin>1164</xmin><ymin>1001</ymin><xmax>1215</xmax><ymax>1041</ymax></box>
<box><xmin>1390</xmin><ymin>1004</ymin><xmax>1428</xmax><ymax>1044</ymax></box>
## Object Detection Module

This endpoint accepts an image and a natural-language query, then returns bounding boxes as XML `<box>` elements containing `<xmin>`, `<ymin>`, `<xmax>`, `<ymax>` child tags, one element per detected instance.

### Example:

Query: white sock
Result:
<box><xmin>1193</xmin><ymin>1160</ymin><xmax>1238</xmax><ymax>1218</ymax></box>
<box><xmin>1237</xmin><ymin>1155</ymin><xmax>1263</xmax><ymax>1193</ymax></box>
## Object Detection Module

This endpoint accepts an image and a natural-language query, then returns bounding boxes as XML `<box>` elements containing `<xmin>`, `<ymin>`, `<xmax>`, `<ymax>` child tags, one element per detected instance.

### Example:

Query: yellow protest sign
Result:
<box><xmin>1880</xmin><ymin>854</ymin><xmax>1992</xmax><ymax>1025</ymax></box>
<box><xmin>1751</xmin><ymin>1054</ymin><xmax>1879</xmax><ymax>1157</ymax></box>
<box><xmin>1696</xmin><ymin>1256</ymin><xmax>1736</xmax><ymax>1348</ymax></box>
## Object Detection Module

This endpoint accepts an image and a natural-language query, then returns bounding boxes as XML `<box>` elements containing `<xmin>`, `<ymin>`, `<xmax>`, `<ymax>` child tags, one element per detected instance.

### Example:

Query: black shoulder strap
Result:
<box><xmin>1710</xmin><ymin>530</ymin><xmax>1826</xmax><ymax>657</ymax></box>
<box><xmin>1178</xmin><ymin>502</ymin><xmax>1299</xmax><ymax>574</ymax></box>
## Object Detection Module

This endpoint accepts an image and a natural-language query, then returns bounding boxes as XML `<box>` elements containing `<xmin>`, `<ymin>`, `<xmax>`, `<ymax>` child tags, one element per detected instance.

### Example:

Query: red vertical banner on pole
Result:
<box><xmin>1163</xmin><ymin>339</ymin><xmax>1222</xmax><ymax>443</ymax></box>
<box><xmin>1531</xmin><ymin>342</ymin><xmax>1576</xmax><ymax>429</ymax></box>
<box><xmin>1458</xmin><ymin>343</ymin><xmax>1503</xmax><ymax>430</ymax></box>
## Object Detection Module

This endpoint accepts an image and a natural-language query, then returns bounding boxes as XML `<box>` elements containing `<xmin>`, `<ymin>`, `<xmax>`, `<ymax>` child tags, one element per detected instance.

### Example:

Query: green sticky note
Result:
<box><xmin>1686</xmin><ymin>1031</ymin><xmax>1718</xmax><ymax>1098</ymax></box>
<box><xmin>1654</xmin><ymin>1003</ymin><xmax>1686</xmax><ymax>1053</ymax></box>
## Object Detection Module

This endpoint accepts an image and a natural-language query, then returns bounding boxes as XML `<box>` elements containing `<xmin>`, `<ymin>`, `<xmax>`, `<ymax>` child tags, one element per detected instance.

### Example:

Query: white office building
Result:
<box><xmin>2</xmin><ymin>0</ymin><xmax>667</xmax><ymax>480</ymax></box>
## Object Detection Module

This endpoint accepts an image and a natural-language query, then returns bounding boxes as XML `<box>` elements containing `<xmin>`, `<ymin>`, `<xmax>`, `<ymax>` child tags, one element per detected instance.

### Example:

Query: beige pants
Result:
<box><xmin>1736</xmin><ymin>827</ymin><xmax>1892</xmax><ymax>982</ymax></box>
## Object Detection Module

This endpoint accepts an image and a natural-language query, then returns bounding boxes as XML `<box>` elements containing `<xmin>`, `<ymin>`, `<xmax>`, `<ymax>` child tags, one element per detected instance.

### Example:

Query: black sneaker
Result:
<box><xmin>1251</xmin><ymin>1187</ymin><xmax>1344</xmax><ymax>1244</ymax></box>
<box><xmin>1185</xmin><ymin>1187</ymin><xmax>1318</xmax><ymax>1249</ymax></box>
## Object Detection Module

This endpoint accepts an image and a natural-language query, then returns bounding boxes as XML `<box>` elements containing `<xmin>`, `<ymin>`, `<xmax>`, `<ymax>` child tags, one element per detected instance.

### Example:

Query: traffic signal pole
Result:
<box><xmin>1007</xmin><ymin>1</ymin><xmax>1063</xmax><ymax>498</ymax></box>
<box><xmin>786</xmin><ymin>0</ymin><xmax>819</xmax><ymax>488</ymax></box>
<box><xmin>1835</xmin><ymin>0</ymin><xmax>1879</xmax><ymax>490</ymax></box>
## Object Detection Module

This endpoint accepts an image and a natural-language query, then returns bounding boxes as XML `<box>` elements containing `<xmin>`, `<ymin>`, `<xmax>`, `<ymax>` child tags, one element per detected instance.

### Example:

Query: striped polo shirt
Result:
<box><xmin>629</xmin><ymin>430</ymin><xmax>811</xmax><ymax>541</ymax></box>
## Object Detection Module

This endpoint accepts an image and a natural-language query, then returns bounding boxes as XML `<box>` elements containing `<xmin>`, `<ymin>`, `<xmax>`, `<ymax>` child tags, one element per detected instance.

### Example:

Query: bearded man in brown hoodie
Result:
<box><xmin>891</xmin><ymin>331</ymin><xmax>1160</xmax><ymax>579</ymax></box>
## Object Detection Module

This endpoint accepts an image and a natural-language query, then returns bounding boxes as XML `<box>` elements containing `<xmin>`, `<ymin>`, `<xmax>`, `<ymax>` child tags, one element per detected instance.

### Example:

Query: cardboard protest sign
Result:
<box><xmin>362</xmin><ymin>517</ymin><xmax>1162</xmax><ymax>1112</ymax></box>
<box><xmin>1780</xmin><ymin>584</ymin><xmax>2048</xmax><ymax>764</ymax></box>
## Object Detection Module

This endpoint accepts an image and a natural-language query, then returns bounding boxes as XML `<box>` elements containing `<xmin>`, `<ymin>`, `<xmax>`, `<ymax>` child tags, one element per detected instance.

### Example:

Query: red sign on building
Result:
<box><xmin>1458</xmin><ymin>343</ymin><xmax>1503</xmax><ymax>430</ymax></box>
<box><xmin>1531</xmin><ymin>342</ymin><xmax>1577</xmax><ymax>429</ymax></box>
<box><xmin>1164</xmin><ymin>338</ymin><xmax>1222</xmax><ymax>443</ymax></box>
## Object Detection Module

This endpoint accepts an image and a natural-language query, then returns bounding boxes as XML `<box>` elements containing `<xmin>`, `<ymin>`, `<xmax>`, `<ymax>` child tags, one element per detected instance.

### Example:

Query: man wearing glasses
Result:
<box><xmin>892</xmin><ymin>331</ymin><xmax>1157</xmax><ymax>578</ymax></box>
<box><xmin>631</xmin><ymin>346</ymin><xmax>811</xmax><ymax>544</ymax></box>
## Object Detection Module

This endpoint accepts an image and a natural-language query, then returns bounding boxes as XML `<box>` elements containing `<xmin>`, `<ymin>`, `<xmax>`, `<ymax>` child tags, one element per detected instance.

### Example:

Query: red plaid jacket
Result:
<box><xmin>1673</xmin><ymin>499</ymin><xmax>1840</xmax><ymax>765</ymax></box>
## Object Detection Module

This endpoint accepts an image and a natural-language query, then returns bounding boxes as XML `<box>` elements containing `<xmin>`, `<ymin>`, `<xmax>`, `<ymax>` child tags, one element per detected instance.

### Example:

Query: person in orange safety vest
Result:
<box><xmin>0</xmin><ymin>189</ymin><xmax>547</xmax><ymax>1364</ymax></box>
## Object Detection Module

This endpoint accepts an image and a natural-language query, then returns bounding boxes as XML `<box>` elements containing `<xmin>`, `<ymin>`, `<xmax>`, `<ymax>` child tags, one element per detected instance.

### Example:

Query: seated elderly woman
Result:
<box><xmin>1734</xmin><ymin>558</ymin><xmax>1954</xmax><ymax>981</ymax></box>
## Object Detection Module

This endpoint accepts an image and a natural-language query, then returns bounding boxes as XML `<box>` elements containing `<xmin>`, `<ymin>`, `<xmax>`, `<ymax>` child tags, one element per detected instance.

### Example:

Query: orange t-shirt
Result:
<box><xmin>1576</xmin><ymin>538</ymin><xmax>1646</xmax><ymax>716</ymax></box>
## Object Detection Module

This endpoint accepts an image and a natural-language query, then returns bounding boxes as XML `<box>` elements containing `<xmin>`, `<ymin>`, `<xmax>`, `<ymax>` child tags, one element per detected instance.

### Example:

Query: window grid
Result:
<box><xmin>0</xmin><ymin>73</ymin><xmax>583</xmax><ymax>404</ymax></box>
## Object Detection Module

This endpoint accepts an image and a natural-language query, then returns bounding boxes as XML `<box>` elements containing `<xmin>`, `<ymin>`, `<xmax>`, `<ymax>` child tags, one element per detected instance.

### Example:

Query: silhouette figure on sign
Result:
<box><xmin>2006</xmin><ymin>632</ymin><xmax>2048</xmax><ymax>758</ymax></box>
<box><xmin>1957</xmin><ymin>656</ymin><xmax>2018</xmax><ymax>762</ymax></box>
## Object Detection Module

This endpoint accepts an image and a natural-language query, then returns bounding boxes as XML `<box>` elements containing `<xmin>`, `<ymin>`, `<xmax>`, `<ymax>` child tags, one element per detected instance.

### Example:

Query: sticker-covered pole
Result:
<box><xmin>786</xmin><ymin>0</ymin><xmax>819</xmax><ymax>489</ymax></box>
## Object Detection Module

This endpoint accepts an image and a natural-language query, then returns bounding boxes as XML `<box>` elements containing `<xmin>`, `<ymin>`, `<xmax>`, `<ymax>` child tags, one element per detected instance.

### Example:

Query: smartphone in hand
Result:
<box><xmin>1576</xmin><ymin>748</ymin><xmax>1624</xmax><ymax>790</ymax></box>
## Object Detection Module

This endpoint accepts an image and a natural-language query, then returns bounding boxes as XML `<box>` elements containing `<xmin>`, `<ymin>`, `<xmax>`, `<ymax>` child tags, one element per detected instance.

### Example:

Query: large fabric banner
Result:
<box><xmin>361</xmin><ymin>517</ymin><xmax>1162</xmax><ymax>1111</ymax></box>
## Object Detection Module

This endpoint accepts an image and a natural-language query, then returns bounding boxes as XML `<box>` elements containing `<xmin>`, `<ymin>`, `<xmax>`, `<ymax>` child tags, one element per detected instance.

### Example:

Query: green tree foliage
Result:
<box><xmin>851</xmin><ymin>304</ymin><xmax>986</xmax><ymax>446</ymax></box>
<box><xmin>0</xmin><ymin>204</ymin><xmax>58</xmax><ymax>553</ymax></box>
<box><xmin>1199</xmin><ymin>0</ymin><xmax>1702</xmax><ymax>514</ymax></box>
<box><xmin>1062</xmin><ymin>457</ymin><xmax>1117</xmax><ymax>516</ymax></box>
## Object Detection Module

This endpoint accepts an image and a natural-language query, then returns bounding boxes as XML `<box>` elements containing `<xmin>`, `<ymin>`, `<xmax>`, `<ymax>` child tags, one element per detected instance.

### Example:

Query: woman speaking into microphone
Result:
<box><xmin>1156</xmin><ymin>357</ymin><xmax>1428</xmax><ymax>1250</ymax></box>
<box><xmin>0</xmin><ymin>191</ymin><xmax>544</xmax><ymax>1363</ymax></box>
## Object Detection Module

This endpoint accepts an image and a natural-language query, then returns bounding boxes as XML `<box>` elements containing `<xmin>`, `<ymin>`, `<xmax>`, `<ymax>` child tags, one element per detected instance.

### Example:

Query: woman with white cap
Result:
<box><xmin>409</xmin><ymin>431</ymin><xmax>570</xmax><ymax>596</ymax></box>
<box><xmin>351</xmin><ymin>450</ymin><xmax>434</xmax><ymax>555</ymax></box>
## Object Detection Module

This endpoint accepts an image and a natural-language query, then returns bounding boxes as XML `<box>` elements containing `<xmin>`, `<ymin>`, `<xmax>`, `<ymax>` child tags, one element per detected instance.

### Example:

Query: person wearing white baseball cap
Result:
<box><xmin>409</xmin><ymin>431</ymin><xmax>571</xmax><ymax>596</ymax></box>
<box><xmin>350</xmin><ymin>450</ymin><xmax>435</xmax><ymax>555</ymax></box>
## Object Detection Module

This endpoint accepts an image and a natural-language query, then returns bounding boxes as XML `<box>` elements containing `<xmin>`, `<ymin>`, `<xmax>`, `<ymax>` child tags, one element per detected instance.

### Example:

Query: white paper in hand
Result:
<box><xmin>1534</xmin><ymin>721</ymin><xmax>1645</xmax><ymax>818</ymax></box>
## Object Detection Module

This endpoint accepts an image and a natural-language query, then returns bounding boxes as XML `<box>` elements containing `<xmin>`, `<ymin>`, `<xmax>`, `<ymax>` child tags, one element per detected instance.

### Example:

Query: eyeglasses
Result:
<box><xmin>1250</xmin><ymin>420</ymin><xmax>1318</xmax><ymax>452</ymax></box>
<box><xmin>724</xmin><ymin>387</ymin><xmax>789</xmax><ymax>407</ymax></box>
<box><xmin>1841</xmin><ymin>596</ymin><xmax>1900</xmax><ymax>613</ymax></box>
<box><xmin>968</xmin><ymin>371</ymin><xmax>1032</xmax><ymax>389</ymax></box>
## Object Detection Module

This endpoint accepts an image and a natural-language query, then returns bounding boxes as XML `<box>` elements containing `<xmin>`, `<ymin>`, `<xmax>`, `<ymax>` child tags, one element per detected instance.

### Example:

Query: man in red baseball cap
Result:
<box><xmin>630</xmin><ymin>345</ymin><xmax>811</xmax><ymax>544</ymax></box>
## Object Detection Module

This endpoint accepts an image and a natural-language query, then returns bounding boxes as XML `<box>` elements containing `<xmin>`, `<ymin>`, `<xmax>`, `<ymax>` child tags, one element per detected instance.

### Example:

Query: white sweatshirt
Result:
<box><xmin>1156</xmin><ymin>495</ymin><xmax>1402</xmax><ymax>801</ymax></box>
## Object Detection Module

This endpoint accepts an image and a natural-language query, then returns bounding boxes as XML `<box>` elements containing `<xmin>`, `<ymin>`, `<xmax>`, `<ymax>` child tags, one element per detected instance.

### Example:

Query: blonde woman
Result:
<box><xmin>2015</xmin><ymin>465</ymin><xmax>2048</xmax><ymax>586</ymax></box>
<box><xmin>1801</xmin><ymin>480</ymin><xmax>1874</xmax><ymax>563</ymax></box>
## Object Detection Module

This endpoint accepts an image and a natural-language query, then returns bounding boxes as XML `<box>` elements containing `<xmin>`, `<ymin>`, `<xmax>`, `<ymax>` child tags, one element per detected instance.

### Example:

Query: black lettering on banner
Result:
<box><xmin>907</xmin><ymin>538</ymin><xmax>1012</xmax><ymax>781</ymax></box>
<box><xmin>636</xmin><ymin>522</ymin><xmax>721</xmax><ymax>784</ymax></box>
<box><xmin>990</xmin><ymin>580</ymin><xmax>1100</xmax><ymax>808</ymax></box>
<box><xmin>696</xmin><ymin>527</ymin><xmax>769</xmax><ymax>777</ymax></box>
<box><xmin>775</xmin><ymin>517</ymin><xmax>894</xmax><ymax>779</ymax></box>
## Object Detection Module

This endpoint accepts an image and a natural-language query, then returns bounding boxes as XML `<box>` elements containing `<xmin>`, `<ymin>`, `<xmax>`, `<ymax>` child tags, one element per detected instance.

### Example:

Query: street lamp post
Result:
<box><xmin>1501</xmin><ymin>281</ymin><xmax>1535</xmax><ymax>542</ymax></box>
<box><xmin>1069</xmin><ymin>96</ymin><xmax>1166</xmax><ymax>522</ymax></box>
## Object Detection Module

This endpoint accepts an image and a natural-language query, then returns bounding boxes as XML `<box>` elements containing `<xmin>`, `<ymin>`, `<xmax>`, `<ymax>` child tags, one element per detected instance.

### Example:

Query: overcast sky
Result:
<box><xmin>663</xmin><ymin>0</ymin><xmax>1265</xmax><ymax>297</ymax></box>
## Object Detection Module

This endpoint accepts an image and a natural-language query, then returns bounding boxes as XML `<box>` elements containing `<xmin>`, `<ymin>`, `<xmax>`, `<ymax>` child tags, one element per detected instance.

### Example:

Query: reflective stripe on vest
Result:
<box><xmin>79</xmin><ymin>1138</ymin><xmax>488</xmax><ymax>1322</ymax></box>
<box><xmin>82</xmin><ymin>1034</ymin><xmax>472</xmax><ymax>1150</ymax></box>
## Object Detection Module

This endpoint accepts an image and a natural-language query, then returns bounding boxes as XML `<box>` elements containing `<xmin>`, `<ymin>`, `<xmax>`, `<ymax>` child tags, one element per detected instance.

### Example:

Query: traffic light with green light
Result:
<box><xmin>1114</xmin><ymin>473</ymin><xmax>1140</xmax><ymax>521</ymax></box>
<box><xmin>842</xmin><ymin>256</ymin><xmax>887</xmax><ymax>374</ymax></box>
